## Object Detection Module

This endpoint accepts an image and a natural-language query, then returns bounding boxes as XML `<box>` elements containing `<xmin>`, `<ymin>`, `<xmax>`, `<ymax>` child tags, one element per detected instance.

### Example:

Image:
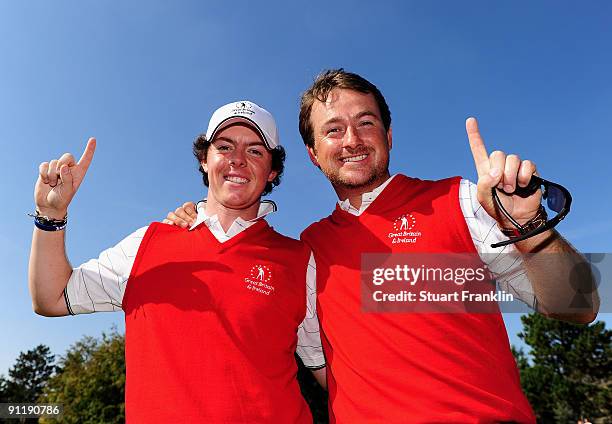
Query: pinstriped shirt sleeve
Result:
<box><xmin>64</xmin><ymin>226</ymin><xmax>148</xmax><ymax>315</ymax></box>
<box><xmin>459</xmin><ymin>179</ymin><xmax>539</xmax><ymax>311</ymax></box>
<box><xmin>296</xmin><ymin>252</ymin><xmax>325</xmax><ymax>369</ymax></box>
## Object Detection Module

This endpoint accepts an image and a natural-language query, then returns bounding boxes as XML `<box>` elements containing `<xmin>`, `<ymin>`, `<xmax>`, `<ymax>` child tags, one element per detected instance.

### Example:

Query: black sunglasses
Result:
<box><xmin>490</xmin><ymin>175</ymin><xmax>572</xmax><ymax>248</ymax></box>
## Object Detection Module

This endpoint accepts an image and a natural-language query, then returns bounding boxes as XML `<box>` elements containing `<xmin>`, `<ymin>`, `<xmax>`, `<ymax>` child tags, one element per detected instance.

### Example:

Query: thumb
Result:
<box><xmin>475</xmin><ymin>167</ymin><xmax>502</xmax><ymax>208</ymax></box>
<box><xmin>480</xmin><ymin>166</ymin><xmax>502</xmax><ymax>189</ymax></box>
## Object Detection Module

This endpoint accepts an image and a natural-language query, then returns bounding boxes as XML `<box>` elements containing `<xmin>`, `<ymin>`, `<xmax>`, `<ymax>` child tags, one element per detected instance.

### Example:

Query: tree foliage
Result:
<box><xmin>39</xmin><ymin>329</ymin><xmax>125</xmax><ymax>424</ymax></box>
<box><xmin>0</xmin><ymin>344</ymin><xmax>56</xmax><ymax>424</ymax></box>
<box><xmin>513</xmin><ymin>313</ymin><xmax>611</xmax><ymax>423</ymax></box>
<box><xmin>0</xmin><ymin>344</ymin><xmax>56</xmax><ymax>403</ymax></box>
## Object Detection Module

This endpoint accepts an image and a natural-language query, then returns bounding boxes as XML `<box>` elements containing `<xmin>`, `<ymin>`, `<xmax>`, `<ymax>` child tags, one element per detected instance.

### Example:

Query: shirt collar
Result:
<box><xmin>189</xmin><ymin>199</ymin><xmax>277</xmax><ymax>231</ymax></box>
<box><xmin>337</xmin><ymin>174</ymin><xmax>397</xmax><ymax>216</ymax></box>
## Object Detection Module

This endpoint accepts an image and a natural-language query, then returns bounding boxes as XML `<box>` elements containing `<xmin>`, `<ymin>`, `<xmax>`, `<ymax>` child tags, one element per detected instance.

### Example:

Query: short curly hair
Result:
<box><xmin>192</xmin><ymin>133</ymin><xmax>286</xmax><ymax>196</ymax></box>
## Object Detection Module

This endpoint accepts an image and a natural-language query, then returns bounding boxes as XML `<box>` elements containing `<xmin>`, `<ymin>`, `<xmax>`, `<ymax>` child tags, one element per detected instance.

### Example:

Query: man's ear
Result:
<box><xmin>306</xmin><ymin>145</ymin><xmax>321</xmax><ymax>169</ymax></box>
<box><xmin>267</xmin><ymin>170</ymin><xmax>278</xmax><ymax>182</ymax></box>
<box><xmin>201</xmin><ymin>160</ymin><xmax>208</xmax><ymax>173</ymax></box>
<box><xmin>386</xmin><ymin>126</ymin><xmax>393</xmax><ymax>151</ymax></box>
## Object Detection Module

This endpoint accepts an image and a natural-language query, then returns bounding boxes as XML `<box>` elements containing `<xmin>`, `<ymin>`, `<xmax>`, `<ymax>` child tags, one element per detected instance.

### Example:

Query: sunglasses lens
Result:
<box><xmin>546</xmin><ymin>185</ymin><xmax>565</xmax><ymax>213</ymax></box>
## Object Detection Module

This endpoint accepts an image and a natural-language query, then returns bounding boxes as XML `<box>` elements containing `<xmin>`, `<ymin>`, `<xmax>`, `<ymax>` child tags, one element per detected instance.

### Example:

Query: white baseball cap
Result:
<box><xmin>205</xmin><ymin>100</ymin><xmax>280</xmax><ymax>150</ymax></box>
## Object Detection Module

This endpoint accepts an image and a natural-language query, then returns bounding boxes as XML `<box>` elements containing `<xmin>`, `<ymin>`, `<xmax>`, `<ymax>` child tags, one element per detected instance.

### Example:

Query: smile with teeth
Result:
<box><xmin>225</xmin><ymin>176</ymin><xmax>249</xmax><ymax>184</ymax></box>
<box><xmin>341</xmin><ymin>154</ymin><xmax>368</xmax><ymax>163</ymax></box>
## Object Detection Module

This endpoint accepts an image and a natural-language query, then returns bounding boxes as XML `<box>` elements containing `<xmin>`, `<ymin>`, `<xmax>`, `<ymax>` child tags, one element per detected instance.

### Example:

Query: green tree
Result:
<box><xmin>0</xmin><ymin>345</ymin><xmax>56</xmax><ymax>424</ymax></box>
<box><xmin>0</xmin><ymin>345</ymin><xmax>56</xmax><ymax>403</ymax></box>
<box><xmin>0</xmin><ymin>375</ymin><xmax>8</xmax><ymax>403</ymax></box>
<box><xmin>40</xmin><ymin>329</ymin><xmax>125</xmax><ymax>424</ymax></box>
<box><xmin>513</xmin><ymin>313</ymin><xmax>611</xmax><ymax>423</ymax></box>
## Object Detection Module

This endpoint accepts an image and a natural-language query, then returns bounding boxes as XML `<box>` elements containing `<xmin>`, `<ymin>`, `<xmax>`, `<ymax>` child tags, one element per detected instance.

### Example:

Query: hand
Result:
<box><xmin>466</xmin><ymin>117</ymin><xmax>541</xmax><ymax>227</ymax></box>
<box><xmin>162</xmin><ymin>202</ymin><xmax>198</xmax><ymax>228</ymax></box>
<box><xmin>35</xmin><ymin>138</ymin><xmax>96</xmax><ymax>219</ymax></box>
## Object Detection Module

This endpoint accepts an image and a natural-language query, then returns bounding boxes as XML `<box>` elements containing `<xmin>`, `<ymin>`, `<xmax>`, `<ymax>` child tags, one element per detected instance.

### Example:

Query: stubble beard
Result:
<box><xmin>322</xmin><ymin>155</ymin><xmax>390</xmax><ymax>191</ymax></box>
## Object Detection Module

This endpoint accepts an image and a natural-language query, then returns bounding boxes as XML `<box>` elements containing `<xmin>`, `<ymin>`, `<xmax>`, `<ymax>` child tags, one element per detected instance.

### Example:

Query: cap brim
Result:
<box><xmin>208</xmin><ymin>116</ymin><xmax>274</xmax><ymax>149</ymax></box>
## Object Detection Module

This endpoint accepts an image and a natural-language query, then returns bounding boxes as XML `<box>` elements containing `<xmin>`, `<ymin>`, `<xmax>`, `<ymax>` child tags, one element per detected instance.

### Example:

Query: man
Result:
<box><xmin>167</xmin><ymin>71</ymin><xmax>599</xmax><ymax>423</ymax></box>
<box><xmin>28</xmin><ymin>101</ymin><xmax>325</xmax><ymax>423</ymax></box>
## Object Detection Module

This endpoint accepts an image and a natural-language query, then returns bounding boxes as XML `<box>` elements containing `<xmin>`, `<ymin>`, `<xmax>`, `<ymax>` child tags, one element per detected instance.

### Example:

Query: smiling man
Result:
<box><xmin>28</xmin><ymin>101</ymin><xmax>324</xmax><ymax>423</ymax></box>
<box><xmin>296</xmin><ymin>70</ymin><xmax>598</xmax><ymax>423</ymax></box>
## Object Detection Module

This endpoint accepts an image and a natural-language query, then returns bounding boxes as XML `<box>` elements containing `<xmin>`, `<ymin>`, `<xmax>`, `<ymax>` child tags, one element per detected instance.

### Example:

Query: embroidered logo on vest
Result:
<box><xmin>245</xmin><ymin>265</ymin><xmax>275</xmax><ymax>295</ymax></box>
<box><xmin>388</xmin><ymin>213</ymin><xmax>422</xmax><ymax>244</ymax></box>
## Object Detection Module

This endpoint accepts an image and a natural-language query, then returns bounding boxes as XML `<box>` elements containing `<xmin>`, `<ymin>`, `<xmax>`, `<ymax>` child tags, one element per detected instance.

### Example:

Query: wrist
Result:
<box><xmin>498</xmin><ymin>206</ymin><xmax>548</xmax><ymax>238</ymax></box>
<box><xmin>30</xmin><ymin>209</ymin><xmax>68</xmax><ymax>232</ymax></box>
<box><xmin>36</xmin><ymin>207</ymin><xmax>68</xmax><ymax>220</ymax></box>
<box><xmin>514</xmin><ymin>229</ymin><xmax>557</xmax><ymax>252</ymax></box>
<box><xmin>514</xmin><ymin>212</ymin><xmax>541</xmax><ymax>226</ymax></box>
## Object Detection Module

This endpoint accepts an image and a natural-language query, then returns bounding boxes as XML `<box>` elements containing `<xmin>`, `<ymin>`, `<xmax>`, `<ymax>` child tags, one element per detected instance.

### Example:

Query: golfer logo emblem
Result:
<box><xmin>388</xmin><ymin>213</ymin><xmax>422</xmax><ymax>244</ymax></box>
<box><xmin>245</xmin><ymin>264</ymin><xmax>275</xmax><ymax>295</ymax></box>
<box><xmin>393</xmin><ymin>214</ymin><xmax>416</xmax><ymax>231</ymax></box>
<box><xmin>233</xmin><ymin>101</ymin><xmax>255</xmax><ymax>116</ymax></box>
<box><xmin>250</xmin><ymin>265</ymin><xmax>271</xmax><ymax>283</ymax></box>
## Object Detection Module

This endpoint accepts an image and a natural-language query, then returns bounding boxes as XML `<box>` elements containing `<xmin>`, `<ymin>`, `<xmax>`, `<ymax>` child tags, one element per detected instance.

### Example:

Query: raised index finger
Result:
<box><xmin>466</xmin><ymin>117</ymin><xmax>489</xmax><ymax>177</ymax></box>
<box><xmin>77</xmin><ymin>137</ymin><xmax>97</xmax><ymax>171</ymax></box>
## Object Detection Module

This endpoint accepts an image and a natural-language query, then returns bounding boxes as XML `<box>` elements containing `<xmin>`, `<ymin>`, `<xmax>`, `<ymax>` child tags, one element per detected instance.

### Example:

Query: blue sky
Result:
<box><xmin>1</xmin><ymin>1</ymin><xmax>610</xmax><ymax>375</ymax></box>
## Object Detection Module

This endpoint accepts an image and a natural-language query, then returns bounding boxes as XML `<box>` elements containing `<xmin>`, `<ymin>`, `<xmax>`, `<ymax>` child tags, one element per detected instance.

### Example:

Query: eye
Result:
<box><xmin>215</xmin><ymin>144</ymin><xmax>232</xmax><ymax>152</ymax></box>
<box><xmin>360</xmin><ymin>120</ymin><xmax>374</xmax><ymax>127</ymax></box>
<box><xmin>248</xmin><ymin>148</ymin><xmax>264</xmax><ymax>157</ymax></box>
<box><xmin>326</xmin><ymin>127</ymin><xmax>340</xmax><ymax>135</ymax></box>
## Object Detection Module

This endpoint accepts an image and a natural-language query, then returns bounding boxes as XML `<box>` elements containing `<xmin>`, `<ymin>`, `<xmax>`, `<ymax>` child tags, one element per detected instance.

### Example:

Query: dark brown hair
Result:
<box><xmin>192</xmin><ymin>134</ymin><xmax>285</xmax><ymax>196</ymax></box>
<box><xmin>299</xmin><ymin>68</ymin><xmax>391</xmax><ymax>148</ymax></box>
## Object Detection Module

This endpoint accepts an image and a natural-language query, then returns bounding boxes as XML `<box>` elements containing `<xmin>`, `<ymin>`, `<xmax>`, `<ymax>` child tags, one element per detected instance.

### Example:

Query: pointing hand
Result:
<box><xmin>466</xmin><ymin>118</ymin><xmax>541</xmax><ymax>227</ymax></box>
<box><xmin>34</xmin><ymin>138</ymin><xmax>96</xmax><ymax>218</ymax></box>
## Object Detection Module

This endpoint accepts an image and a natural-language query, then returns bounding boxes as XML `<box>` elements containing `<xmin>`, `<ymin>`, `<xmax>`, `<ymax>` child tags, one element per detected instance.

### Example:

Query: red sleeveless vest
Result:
<box><xmin>301</xmin><ymin>175</ymin><xmax>535</xmax><ymax>423</ymax></box>
<box><xmin>123</xmin><ymin>221</ymin><xmax>312</xmax><ymax>423</ymax></box>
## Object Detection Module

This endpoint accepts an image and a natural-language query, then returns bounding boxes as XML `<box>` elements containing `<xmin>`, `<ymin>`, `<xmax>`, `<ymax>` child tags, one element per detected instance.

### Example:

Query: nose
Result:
<box><xmin>343</xmin><ymin>125</ymin><xmax>363</xmax><ymax>150</ymax></box>
<box><xmin>228</xmin><ymin>148</ymin><xmax>247</xmax><ymax>167</ymax></box>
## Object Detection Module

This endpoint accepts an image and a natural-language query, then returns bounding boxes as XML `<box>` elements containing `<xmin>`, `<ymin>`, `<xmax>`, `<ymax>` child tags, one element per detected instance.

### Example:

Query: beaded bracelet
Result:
<box><xmin>28</xmin><ymin>211</ymin><xmax>68</xmax><ymax>231</ymax></box>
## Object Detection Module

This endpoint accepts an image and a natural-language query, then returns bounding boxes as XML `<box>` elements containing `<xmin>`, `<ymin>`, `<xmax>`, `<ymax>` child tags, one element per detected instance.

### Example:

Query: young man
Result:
<box><xmin>168</xmin><ymin>71</ymin><xmax>599</xmax><ymax>423</ymax></box>
<box><xmin>28</xmin><ymin>101</ymin><xmax>325</xmax><ymax>423</ymax></box>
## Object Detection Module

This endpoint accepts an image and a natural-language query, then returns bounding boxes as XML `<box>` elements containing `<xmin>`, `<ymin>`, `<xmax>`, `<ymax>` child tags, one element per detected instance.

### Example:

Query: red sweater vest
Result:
<box><xmin>123</xmin><ymin>220</ymin><xmax>312</xmax><ymax>423</ymax></box>
<box><xmin>301</xmin><ymin>175</ymin><xmax>535</xmax><ymax>424</ymax></box>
